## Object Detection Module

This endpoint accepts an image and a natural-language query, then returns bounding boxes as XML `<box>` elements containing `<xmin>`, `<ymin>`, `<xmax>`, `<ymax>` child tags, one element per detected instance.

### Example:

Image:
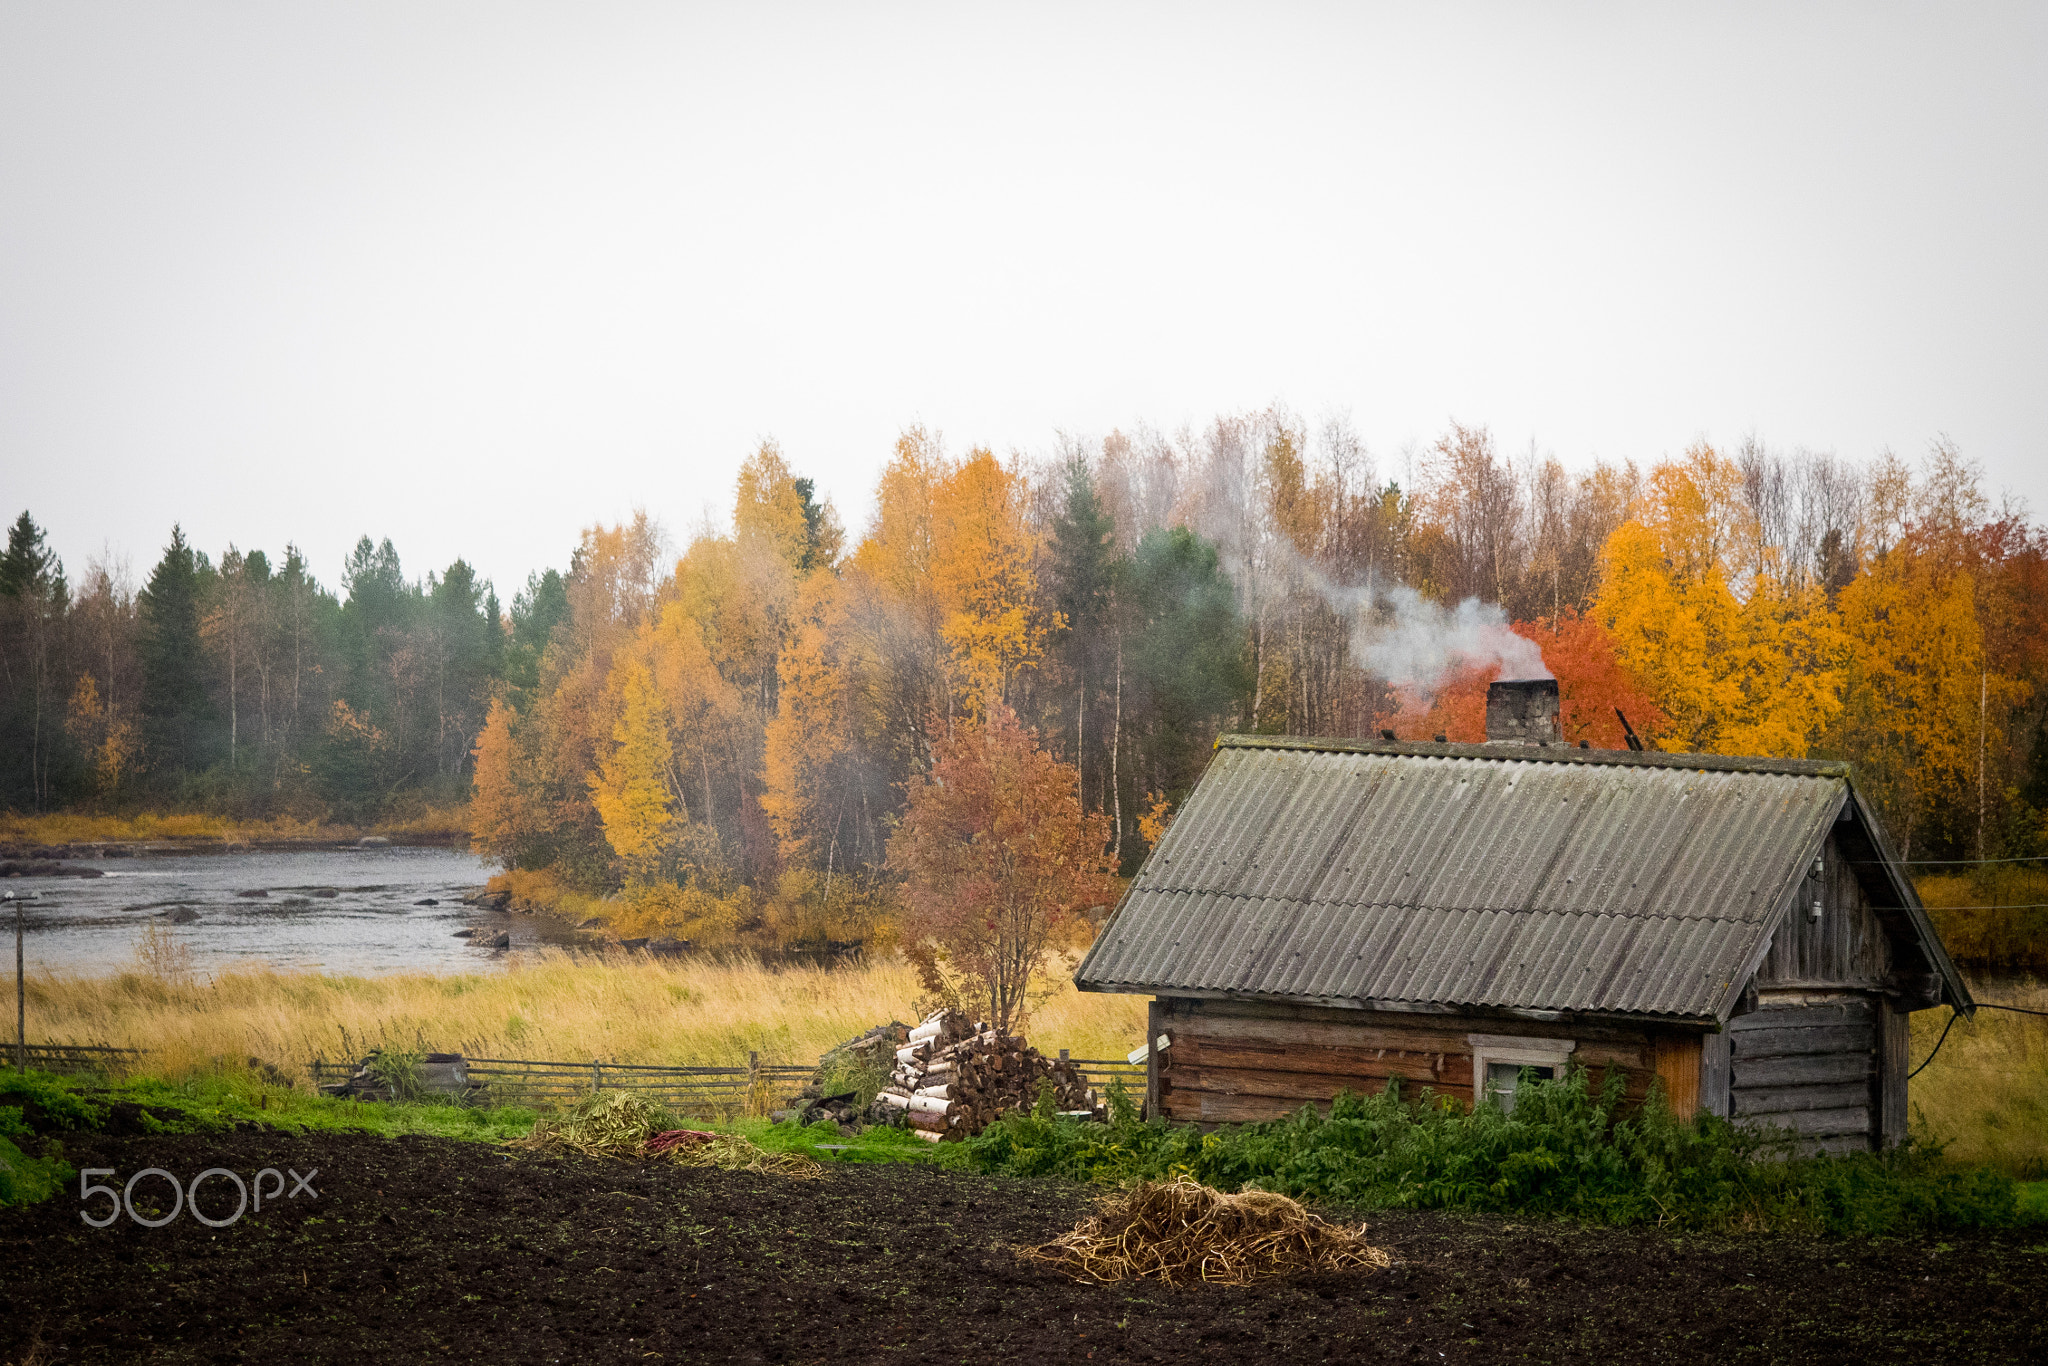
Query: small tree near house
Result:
<box><xmin>888</xmin><ymin>700</ymin><xmax>1115</xmax><ymax>1035</ymax></box>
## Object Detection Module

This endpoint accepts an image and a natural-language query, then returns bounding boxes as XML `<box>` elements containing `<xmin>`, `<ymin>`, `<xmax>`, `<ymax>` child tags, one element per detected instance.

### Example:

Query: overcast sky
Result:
<box><xmin>3</xmin><ymin>3</ymin><xmax>2044</xmax><ymax>601</ymax></box>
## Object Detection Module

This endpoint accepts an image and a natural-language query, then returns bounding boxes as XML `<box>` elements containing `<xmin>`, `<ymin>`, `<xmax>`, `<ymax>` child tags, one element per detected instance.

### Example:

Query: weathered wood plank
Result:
<box><xmin>1176</xmin><ymin>1011</ymin><xmax>1655</xmax><ymax>1062</ymax></box>
<box><xmin>1729</xmin><ymin>1024</ymin><xmax>1876</xmax><ymax>1060</ymax></box>
<box><xmin>1653</xmin><ymin>1033</ymin><xmax>1702</xmax><ymax>1120</ymax></box>
<box><xmin>1879</xmin><ymin>999</ymin><xmax>1908</xmax><ymax>1148</ymax></box>
<box><xmin>1172</xmin><ymin>1040</ymin><xmax>1464</xmax><ymax>1081</ymax></box>
<box><xmin>1731</xmin><ymin>1082</ymin><xmax>1873</xmax><ymax>1116</ymax></box>
<box><xmin>1569</xmin><ymin>1043</ymin><xmax>1648</xmax><ymax>1071</ymax></box>
<box><xmin>1176</xmin><ymin>1084</ymin><xmax>1477</xmax><ymax>1126</ymax></box>
<box><xmin>1729</xmin><ymin>1051</ymin><xmax>1873</xmax><ymax>1089</ymax></box>
<box><xmin>1145</xmin><ymin>999</ymin><xmax>1162</xmax><ymax>1119</ymax></box>
<box><xmin>1730</xmin><ymin>1000</ymin><xmax>1876</xmax><ymax>1031</ymax></box>
<box><xmin>1735</xmin><ymin>1105</ymin><xmax>1871</xmax><ymax>1138</ymax></box>
<box><xmin>1756</xmin><ymin>836</ymin><xmax>1893</xmax><ymax>989</ymax></box>
<box><xmin>1700</xmin><ymin>1030</ymin><xmax>1732</xmax><ymax>1118</ymax></box>
<box><xmin>1167</xmin><ymin>1061</ymin><xmax>1472</xmax><ymax>1102</ymax></box>
<box><xmin>1176</xmin><ymin>1012</ymin><xmax>1481</xmax><ymax>1056</ymax></box>
<box><xmin>1180</xmin><ymin>997</ymin><xmax>1655</xmax><ymax>1048</ymax></box>
<box><xmin>1802</xmin><ymin>1132</ymin><xmax>1878</xmax><ymax>1156</ymax></box>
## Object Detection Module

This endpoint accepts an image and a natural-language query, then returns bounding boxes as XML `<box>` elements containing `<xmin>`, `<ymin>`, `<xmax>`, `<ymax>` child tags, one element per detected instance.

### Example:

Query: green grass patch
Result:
<box><xmin>735</xmin><ymin>1116</ymin><xmax>958</xmax><ymax>1166</ymax></box>
<box><xmin>0</xmin><ymin>1132</ymin><xmax>73</xmax><ymax>1207</ymax></box>
<box><xmin>965</xmin><ymin>1071</ymin><xmax>2036</xmax><ymax>1237</ymax></box>
<box><xmin>0</xmin><ymin>1069</ymin><xmax>541</xmax><ymax>1143</ymax></box>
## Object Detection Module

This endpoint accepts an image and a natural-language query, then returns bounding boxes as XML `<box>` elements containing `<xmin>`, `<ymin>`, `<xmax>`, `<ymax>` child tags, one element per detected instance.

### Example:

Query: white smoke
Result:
<box><xmin>1346</xmin><ymin>585</ymin><xmax>1550</xmax><ymax>690</ymax></box>
<box><xmin>1145</xmin><ymin>408</ymin><xmax>1553</xmax><ymax>696</ymax></box>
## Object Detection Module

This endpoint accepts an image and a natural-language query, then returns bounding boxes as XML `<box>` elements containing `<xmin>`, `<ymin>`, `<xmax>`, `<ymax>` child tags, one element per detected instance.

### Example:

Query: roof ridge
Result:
<box><xmin>1215</xmin><ymin>732</ymin><xmax>1852</xmax><ymax>779</ymax></box>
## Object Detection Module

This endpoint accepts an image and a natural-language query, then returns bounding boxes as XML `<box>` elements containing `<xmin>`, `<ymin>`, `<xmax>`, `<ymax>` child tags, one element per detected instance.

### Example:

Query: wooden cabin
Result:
<box><xmin>1074</xmin><ymin>680</ymin><xmax>1972</xmax><ymax>1152</ymax></box>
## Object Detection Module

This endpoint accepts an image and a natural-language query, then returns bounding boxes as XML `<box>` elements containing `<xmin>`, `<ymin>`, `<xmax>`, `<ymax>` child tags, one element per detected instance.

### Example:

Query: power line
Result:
<box><xmin>1906</xmin><ymin>903</ymin><xmax>2048</xmax><ymax>911</ymax></box>
<box><xmin>1908</xmin><ymin>1001</ymin><xmax>2048</xmax><ymax>1079</ymax></box>
<box><xmin>1908</xmin><ymin>1009</ymin><xmax>1961</xmax><ymax>1079</ymax></box>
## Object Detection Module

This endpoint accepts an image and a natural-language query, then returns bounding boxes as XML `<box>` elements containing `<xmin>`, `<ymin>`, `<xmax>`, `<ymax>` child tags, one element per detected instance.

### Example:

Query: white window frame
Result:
<box><xmin>1468</xmin><ymin>1034</ymin><xmax>1576</xmax><ymax>1112</ymax></box>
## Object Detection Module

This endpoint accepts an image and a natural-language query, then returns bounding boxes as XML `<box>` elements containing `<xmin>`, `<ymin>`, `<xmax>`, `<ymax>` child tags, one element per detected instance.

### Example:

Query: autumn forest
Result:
<box><xmin>4</xmin><ymin>411</ymin><xmax>2046</xmax><ymax>956</ymax></box>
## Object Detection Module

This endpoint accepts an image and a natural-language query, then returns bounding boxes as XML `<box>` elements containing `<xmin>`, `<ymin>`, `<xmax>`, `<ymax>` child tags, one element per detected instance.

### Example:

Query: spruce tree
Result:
<box><xmin>1045</xmin><ymin>457</ymin><xmax>1121</xmax><ymax>806</ymax></box>
<box><xmin>139</xmin><ymin>525</ymin><xmax>211</xmax><ymax>774</ymax></box>
<box><xmin>0</xmin><ymin>510</ymin><xmax>62</xmax><ymax>600</ymax></box>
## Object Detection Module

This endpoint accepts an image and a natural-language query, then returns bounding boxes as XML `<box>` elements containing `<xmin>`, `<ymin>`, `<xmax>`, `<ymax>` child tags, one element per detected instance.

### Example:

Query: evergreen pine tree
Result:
<box><xmin>0</xmin><ymin>510</ymin><xmax>63</xmax><ymax>600</ymax></box>
<box><xmin>139</xmin><ymin>525</ymin><xmax>211</xmax><ymax>773</ymax></box>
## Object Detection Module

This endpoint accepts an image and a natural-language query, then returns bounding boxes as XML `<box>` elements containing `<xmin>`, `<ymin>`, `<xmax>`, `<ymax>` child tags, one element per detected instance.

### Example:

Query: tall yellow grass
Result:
<box><xmin>23</xmin><ymin>952</ymin><xmax>1151</xmax><ymax>1083</ymax></box>
<box><xmin>0</xmin><ymin>805</ymin><xmax>471</xmax><ymax>847</ymax></box>
<box><xmin>1908</xmin><ymin>976</ymin><xmax>2048</xmax><ymax>1177</ymax></box>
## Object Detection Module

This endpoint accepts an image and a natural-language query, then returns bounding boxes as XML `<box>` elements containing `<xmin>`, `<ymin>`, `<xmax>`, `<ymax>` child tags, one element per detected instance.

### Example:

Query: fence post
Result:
<box><xmin>1058</xmin><ymin>1048</ymin><xmax>1069</xmax><ymax>1062</ymax></box>
<box><xmin>747</xmin><ymin>1051</ymin><xmax>760</xmax><ymax>1117</ymax></box>
<box><xmin>592</xmin><ymin>1059</ymin><xmax>602</xmax><ymax>1095</ymax></box>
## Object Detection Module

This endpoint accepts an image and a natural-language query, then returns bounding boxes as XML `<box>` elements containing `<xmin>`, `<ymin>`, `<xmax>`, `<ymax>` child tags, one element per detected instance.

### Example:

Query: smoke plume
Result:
<box><xmin>1346</xmin><ymin>585</ymin><xmax>1549</xmax><ymax>690</ymax></box>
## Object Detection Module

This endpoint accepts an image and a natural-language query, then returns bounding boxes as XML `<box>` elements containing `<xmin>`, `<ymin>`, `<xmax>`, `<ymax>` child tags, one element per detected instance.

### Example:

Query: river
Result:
<box><xmin>1</xmin><ymin>846</ymin><xmax>583</xmax><ymax>977</ymax></box>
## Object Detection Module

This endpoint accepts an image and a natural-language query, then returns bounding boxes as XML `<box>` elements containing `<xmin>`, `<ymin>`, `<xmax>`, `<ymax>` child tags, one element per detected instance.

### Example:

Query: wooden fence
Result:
<box><xmin>1056</xmin><ymin>1051</ymin><xmax>1148</xmax><ymax>1097</ymax></box>
<box><xmin>13</xmin><ymin>1038</ymin><xmax>1138</xmax><ymax>1115</ymax></box>
<box><xmin>307</xmin><ymin>1052</ymin><xmax>816</xmax><ymax>1116</ymax></box>
<box><xmin>8</xmin><ymin>1043</ymin><xmax>148</xmax><ymax>1075</ymax></box>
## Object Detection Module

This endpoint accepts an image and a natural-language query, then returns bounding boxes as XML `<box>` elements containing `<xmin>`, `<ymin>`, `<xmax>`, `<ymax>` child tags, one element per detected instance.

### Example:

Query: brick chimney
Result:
<box><xmin>1486</xmin><ymin>678</ymin><xmax>1560</xmax><ymax>745</ymax></box>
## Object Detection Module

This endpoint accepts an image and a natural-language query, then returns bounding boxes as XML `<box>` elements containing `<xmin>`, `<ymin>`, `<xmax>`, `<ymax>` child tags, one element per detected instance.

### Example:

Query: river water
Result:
<box><xmin>2</xmin><ymin>847</ymin><xmax>582</xmax><ymax>977</ymax></box>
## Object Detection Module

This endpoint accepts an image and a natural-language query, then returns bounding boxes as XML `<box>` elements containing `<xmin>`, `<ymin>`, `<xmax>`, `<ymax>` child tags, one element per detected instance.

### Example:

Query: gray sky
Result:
<box><xmin>4</xmin><ymin>3</ymin><xmax>2044</xmax><ymax>600</ymax></box>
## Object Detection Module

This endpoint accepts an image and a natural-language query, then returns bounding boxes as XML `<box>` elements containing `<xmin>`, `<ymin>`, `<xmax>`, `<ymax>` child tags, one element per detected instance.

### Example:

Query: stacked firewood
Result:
<box><xmin>773</xmin><ymin>1021</ymin><xmax>913</xmax><ymax>1126</ymax></box>
<box><xmin>875</xmin><ymin>1010</ymin><xmax>1100</xmax><ymax>1142</ymax></box>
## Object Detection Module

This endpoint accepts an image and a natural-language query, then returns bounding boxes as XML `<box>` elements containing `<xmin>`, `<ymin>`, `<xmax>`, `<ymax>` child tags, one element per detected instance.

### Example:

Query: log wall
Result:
<box><xmin>1152</xmin><ymin>997</ymin><xmax>1676</xmax><ymax>1126</ymax></box>
<box><xmin>1727</xmin><ymin>993</ymin><xmax>1879</xmax><ymax>1153</ymax></box>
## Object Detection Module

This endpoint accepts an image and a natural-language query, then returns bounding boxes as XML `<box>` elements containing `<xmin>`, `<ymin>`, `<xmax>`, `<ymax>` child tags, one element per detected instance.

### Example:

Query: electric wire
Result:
<box><xmin>1906</xmin><ymin>1001</ymin><xmax>2048</xmax><ymax>1079</ymax></box>
<box><xmin>1907</xmin><ymin>1008</ymin><xmax>1961</xmax><ymax>1080</ymax></box>
<box><xmin>1893</xmin><ymin>903</ymin><xmax>2048</xmax><ymax>911</ymax></box>
<box><xmin>1852</xmin><ymin>854</ymin><xmax>2048</xmax><ymax>866</ymax></box>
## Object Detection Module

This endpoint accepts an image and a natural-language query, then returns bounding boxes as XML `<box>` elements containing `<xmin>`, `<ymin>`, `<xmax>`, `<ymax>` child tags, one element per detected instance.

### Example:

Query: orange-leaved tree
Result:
<box><xmin>469</xmin><ymin>694</ymin><xmax>524</xmax><ymax>862</ymax></box>
<box><xmin>887</xmin><ymin>700</ymin><xmax>1114</xmax><ymax>1034</ymax></box>
<box><xmin>586</xmin><ymin>658</ymin><xmax>677</xmax><ymax>880</ymax></box>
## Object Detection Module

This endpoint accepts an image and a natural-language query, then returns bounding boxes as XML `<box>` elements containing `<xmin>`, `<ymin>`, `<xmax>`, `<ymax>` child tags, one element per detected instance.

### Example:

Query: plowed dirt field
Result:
<box><xmin>4</xmin><ymin>1131</ymin><xmax>2043</xmax><ymax>1363</ymax></box>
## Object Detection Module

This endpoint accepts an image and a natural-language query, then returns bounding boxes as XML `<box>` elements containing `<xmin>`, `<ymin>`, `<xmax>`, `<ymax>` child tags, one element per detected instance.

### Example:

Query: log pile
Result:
<box><xmin>874</xmin><ymin>1010</ymin><xmax>1101</xmax><ymax>1142</ymax></box>
<box><xmin>772</xmin><ymin>1021</ymin><xmax>913</xmax><ymax>1126</ymax></box>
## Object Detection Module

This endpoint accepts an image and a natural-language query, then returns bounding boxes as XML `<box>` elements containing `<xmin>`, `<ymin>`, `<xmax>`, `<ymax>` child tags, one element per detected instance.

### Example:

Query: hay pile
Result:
<box><xmin>511</xmin><ymin>1090</ymin><xmax>822</xmax><ymax>1178</ymax></box>
<box><xmin>1023</xmin><ymin>1176</ymin><xmax>1391</xmax><ymax>1285</ymax></box>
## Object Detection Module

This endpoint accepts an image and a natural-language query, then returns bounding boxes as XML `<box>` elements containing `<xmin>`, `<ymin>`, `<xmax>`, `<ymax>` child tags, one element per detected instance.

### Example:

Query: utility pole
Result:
<box><xmin>7</xmin><ymin>892</ymin><xmax>27</xmax><ymax>1073</ymax></box>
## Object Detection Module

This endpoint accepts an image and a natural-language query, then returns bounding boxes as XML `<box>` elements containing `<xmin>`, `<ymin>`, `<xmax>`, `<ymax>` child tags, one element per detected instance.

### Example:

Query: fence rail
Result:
<box><xmin>10</xmin><ymin>1043</ymin><xmax>148</xmax><ymax>1075</ymax></box>
<box><xmin>1058</xmin><ymin>1053</ymin><xmax>1148</xmax><ymax>1093</ymax></box>
<box><xmin>14</xmin><ymin>1038</ymin><xmax>1139</xmax><ymax>1112</ymax></box>
<box><xmin>309</xmin><ymin>1053</ymin><xmax>817</xmax><ymax>1115</ymax></box>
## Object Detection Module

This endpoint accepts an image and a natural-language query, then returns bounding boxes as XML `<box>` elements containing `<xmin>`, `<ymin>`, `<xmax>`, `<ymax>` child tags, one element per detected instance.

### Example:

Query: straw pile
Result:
<box><xmin>1022</xmin><ymin>1177</ymin><xmax>1391</xmax><ymax>1285</ymax></box>
<box><xmin>511</xmin><ymin>1090</ymin><xmax>822</xmax><ymax>1178</ymax></box>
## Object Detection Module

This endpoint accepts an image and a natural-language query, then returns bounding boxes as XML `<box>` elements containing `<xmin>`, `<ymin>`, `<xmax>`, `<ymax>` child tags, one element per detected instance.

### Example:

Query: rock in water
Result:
<box><xmin>165</xmin><ymin>906</ymin><xmax>201</xmax><ymax>924</ymax></box>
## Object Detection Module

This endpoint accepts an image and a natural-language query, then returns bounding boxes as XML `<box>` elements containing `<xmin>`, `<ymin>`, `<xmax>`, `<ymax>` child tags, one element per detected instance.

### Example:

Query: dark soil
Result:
<box><xmin>4</xmin><ymin>1131</ymin><xmax>2044</xmax><ymax>1364</ymax></box>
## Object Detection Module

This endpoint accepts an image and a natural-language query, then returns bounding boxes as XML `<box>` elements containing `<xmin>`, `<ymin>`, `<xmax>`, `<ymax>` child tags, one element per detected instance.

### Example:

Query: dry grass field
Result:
<box><xmin>1907</xmin><ymin>975</ymin><xmax>2048</xmax><ymax>1176</ymax></box>
<box><xmin>23</xmin><ymin>951</ymin><xmax>1152</xmax><ymax>1080</ymax></box>
<box><xmin>0</xmin><ymin>805</ymin><xmax>471</xmax><ymax>847</ymax></box>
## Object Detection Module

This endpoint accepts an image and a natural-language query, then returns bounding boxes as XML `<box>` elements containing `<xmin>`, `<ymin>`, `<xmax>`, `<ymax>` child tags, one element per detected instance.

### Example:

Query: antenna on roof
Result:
<box><xmin>1614</xmin><ymin>708</ymin><xmax>1645</xmax><ymax>752</ymax></box>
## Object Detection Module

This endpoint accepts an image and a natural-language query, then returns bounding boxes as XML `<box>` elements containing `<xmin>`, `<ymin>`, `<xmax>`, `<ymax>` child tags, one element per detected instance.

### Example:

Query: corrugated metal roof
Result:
<box><xmin>1075</xmin><ymin>737</ymin><xmax>1855</xmax><ymax>1022</ymax></box>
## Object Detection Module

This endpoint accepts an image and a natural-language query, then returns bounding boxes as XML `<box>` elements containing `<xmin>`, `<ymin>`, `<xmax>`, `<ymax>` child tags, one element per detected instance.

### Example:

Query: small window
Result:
<box><xmin>1468</xmin><ymin>1034</ymin><xmax>1575</xmax><ymax>1114</ymax></box>
<box><xmin>1485</xmin><ymin>1061</ymin><xmax>1555</xmax><ymax>1114</ymax></box>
